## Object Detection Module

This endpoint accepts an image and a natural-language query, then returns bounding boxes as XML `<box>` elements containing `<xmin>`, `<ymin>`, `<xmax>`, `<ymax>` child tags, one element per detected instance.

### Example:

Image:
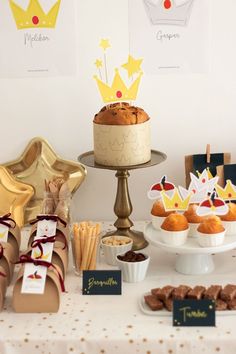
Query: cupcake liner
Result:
<box><xmin>151</xmin><ymin>215</ymin><xmax>165</xmax><ymax>230</ymax></box>
<box><xmin>160</xmin><ymin>228</ymin><xmax>189</xmax><ymax>246</ymax></box>
<box><xmin>197</xmin><ymin>230</ymin><xmax>225</xmax><ymax>247</ymax></box>
<box><xmin>116</xmin><ymin>253</ymin><xmax>150</xmax><ymax>283</ymax></box>
<box><xmin>188</xmin><ymin>223</ymin><xmax>200</xmax><ymax>238</ymax></box>
<box><xmin>221</xmin><ymin>221</ymin><xmax>236</xmax><ymax>236</ymax></box>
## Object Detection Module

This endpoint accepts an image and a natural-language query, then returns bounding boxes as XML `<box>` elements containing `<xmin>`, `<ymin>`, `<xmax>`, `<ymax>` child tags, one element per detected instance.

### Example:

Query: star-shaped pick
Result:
<box><xmin>95</xmin><ymin>59</ymin><xmax>103</xmax><ymax>69</ymax></box>
<box><xmin>0</xmin><ymin>166</ymin><xmax>34</xmax><ymax>227</ymax></box>
<box><xmin>99</xmin><ymin>39</ymin><xmax>111</xmax><ymax>51</ymax></box>
<box><xmin>122</xmin><ymin>55</ymin><xmax>143</xmax><ymax>78</ymax></box>
<box><xmin>4</xmin><ymin>137</ymin><xmax>87</xmax><ymax>225</ymax></box>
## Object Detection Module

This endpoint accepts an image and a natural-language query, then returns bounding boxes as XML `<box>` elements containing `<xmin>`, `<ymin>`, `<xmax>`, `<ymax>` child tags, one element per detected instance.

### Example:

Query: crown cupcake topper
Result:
<box><xmin>196</xmin><ymin>192</ymin><xmax>229</xmax><ymax>217</ymax></box>
<box><xmin>143</xmin><ymin>0</ymin><xmax>195</xmax><ymax>26</ymax></box>
<box><xmin>215</xmin><ymin>180</ymin><xmax>236</xmax><ymax>202</ymax></box>
<box><xmin>190</xmin><ymin>168</ymin><xmax>219</xmax><ymax>194</ymax></box>
<box><xmin>161</xmin><ymin>188</ymin><xmax>192</xmax><ymax>212</ymax></box>
<box><xmin>94</xmin><ymin>39</ymin><xmax>143</xmax><ymax>103</ymax></box>
<box><xmin>147</xmin><ymin>175</ymin><xmax>175</xmax><ymax>200</ymax></box>
<box><xmin>9</xmin><ymin>0</ymin><xmax>61</xmax><ymax>29</ymax></box>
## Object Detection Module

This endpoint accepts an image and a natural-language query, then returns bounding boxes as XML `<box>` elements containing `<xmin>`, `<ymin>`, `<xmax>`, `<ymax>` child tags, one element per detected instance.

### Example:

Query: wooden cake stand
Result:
<box><xmin>78</xmin><ymin>150</ymin><xmax>166</xmax><ymax>250</ymax></box>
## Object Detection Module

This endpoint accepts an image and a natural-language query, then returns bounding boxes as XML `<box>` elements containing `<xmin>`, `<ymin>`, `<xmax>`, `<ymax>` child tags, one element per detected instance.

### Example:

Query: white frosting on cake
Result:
<box><xmin>93</xmin><ymin>120</ymin><xmax>151</xmax><ymax>167</ymax></box>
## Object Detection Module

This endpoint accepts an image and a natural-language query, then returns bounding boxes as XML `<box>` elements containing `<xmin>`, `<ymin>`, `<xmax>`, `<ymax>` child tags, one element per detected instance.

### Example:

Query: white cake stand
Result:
<box><xmin>144</xmin><ymin>222</ymin><xmax>236</xmax><ymax>275</ymax></box>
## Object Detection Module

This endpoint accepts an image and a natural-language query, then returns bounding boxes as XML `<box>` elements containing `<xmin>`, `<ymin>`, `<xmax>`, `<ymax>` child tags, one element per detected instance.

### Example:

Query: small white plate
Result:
<box><xmin>139</xmin><ymin>293</ymin><xmax>236</xmax><ymax>316</ymax></box>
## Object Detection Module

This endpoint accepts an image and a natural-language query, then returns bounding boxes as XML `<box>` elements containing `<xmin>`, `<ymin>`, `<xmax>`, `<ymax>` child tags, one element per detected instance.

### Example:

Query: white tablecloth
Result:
<box><xmin>1</xmin><ymin>222</ymin><xmax>236</xmax><ymax>354</ymax></box>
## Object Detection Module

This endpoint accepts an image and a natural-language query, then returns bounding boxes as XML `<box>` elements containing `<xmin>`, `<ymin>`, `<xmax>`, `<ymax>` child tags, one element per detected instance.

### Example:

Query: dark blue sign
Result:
<box><xmin>82</xmin><ymin>270</ymin><xmax>122</xmax><ymax>295</ymax></box>
<box><xmin>173</xmin><ymin>299</ymin><xmax>215</xmax><ymax>327</ymax></box>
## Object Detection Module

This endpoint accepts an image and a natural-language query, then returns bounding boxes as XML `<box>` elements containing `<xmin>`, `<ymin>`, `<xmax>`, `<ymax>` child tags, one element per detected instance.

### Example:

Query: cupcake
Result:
<box><xmin>197</xmin><ymin>215</ymin><xmax>225</xmax><ymax>247</ymax></box>
<box><xmin>151</xmin><ymin>200</ymin><xmax>174</xmax><ymax>230</ymax></box>
<box><xmin>160</xmin><ymin>214</ymin><xmax>189</xmax><ymax>246</ymax></box>
<box><xmin>184</xmin><ymin>204</ymin><xmax>205</xmax><ymax>238</ymax></box>
<box><xmin>220</xmin><ymin>203</ymin><xmax>236</xmax><ymax>236</ymax></box>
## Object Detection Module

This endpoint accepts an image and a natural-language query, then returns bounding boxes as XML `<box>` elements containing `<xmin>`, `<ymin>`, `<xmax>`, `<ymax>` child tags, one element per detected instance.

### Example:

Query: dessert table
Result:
<box><xmin>1</xmin><ymin>222</ymin><xmax>236</xmax><ymax>354</ymax></box>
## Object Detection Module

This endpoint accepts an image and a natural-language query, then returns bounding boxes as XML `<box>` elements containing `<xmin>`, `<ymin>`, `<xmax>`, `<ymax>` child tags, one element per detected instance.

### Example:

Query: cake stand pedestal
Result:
<box><xmin>144</xmin><ymin>222</ymin><xmax>236</xmax><ymax>275</ymax></box>
<box><xmin>78</xmin><ymin>150</ymin><xmax>166</xmax><ymax>250</ymax></box>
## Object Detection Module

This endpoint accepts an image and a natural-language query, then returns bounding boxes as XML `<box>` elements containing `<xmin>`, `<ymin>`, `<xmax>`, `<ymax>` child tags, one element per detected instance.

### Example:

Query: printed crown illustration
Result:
<box><xmin>143</xmin><ymin>0</ymin><xmax>194</xmax><ymax>26</ymax></box>
<box><xmin>161</xmin><ymin>188</ymin><xmax>191</xmax><ymax>211</ymax></box>
<box><xmin>215</xmin><ymin>180</ymin><xmax>236</xmax><ymax>201</ymax></box>
<box><xmin>9</xmin><ymin>0</ymin><xmax>61</xmax><ymax>29</ymax></box>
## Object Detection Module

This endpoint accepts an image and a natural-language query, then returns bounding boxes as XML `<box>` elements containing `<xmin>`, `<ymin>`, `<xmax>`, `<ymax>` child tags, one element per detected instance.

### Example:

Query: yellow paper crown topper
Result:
<box><xmin>215</xmin><ymin>180</ymin><xmax>236</xmax><ymax>201</ymax></box>
<box><xmin>161</xmin><ymin>188</ymin><xmax>192</xmax><ymax>212</ymax></box>
<box><xmin>197</xmin><ymin>167</ymin><xmax>214</xmax><ymax>180</ymax></box>
<box><xmin>9</xmin><ymin>0</ymin><xmax>61</xmax><ymax>30</ymax></box>
<box><xmin>94</xmin><ymin>39</ymin><xmax>143</xmax><ymax>103</ymax></box>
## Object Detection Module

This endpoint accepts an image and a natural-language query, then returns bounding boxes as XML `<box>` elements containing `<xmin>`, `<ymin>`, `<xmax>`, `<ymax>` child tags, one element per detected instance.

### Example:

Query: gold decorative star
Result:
<box><xmin>122</xmin><ymin>55</ymin><xmax>143</xmax><ymax>78</ymax></box>
<box><xmin>0</xmin><ymin>166</ymin><xmax>33</xmax><ymax>227</ymax></box>
<box><xmin>95</xmin><ymin>59</ymin><xmax>103</xmax><ymax>68</ymax></box>
<box><xmin>4</xmin><ymin>137</ymin><xmax>87</xmax><ymax>225</ymax></box>
<box><xmin>99</xmin><ymin>39</ymin><xmax>111</xmax><ymax>51</ymax></box>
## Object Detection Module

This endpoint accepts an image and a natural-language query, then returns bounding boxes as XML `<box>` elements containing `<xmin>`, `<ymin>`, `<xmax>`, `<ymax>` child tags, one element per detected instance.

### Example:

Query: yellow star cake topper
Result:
<box><xmin>4</xmin><ymin>137</ymin><xmax>87</xmax><ymax>225</ymax></box>
<box><xmin>94</xmin><ymin>40</ymin><xmax>143</xmax><ymax>103</ymax></box>
<box><xmin>99</xmin><ymin>39</ymin><xmax>111</xmax><ymax>51</ymax></box>
<box><xmin>95</xmin><ymin>59</ymin><xmax>103</xmax><ymax>69</ymax></box>
<box><xmin>122</xmin><ymin>55</ymin><xmax>143</xmax><ymax>78</ymax></box>
<box><xmin>9</xmin><ymin>0</ymin><xmax>61</xmax><ymax>30</ymax></box>
<box><xmin>215</xmin><ymin>180</ymin><xmax>236</xmax><ymax>201</ymax></box>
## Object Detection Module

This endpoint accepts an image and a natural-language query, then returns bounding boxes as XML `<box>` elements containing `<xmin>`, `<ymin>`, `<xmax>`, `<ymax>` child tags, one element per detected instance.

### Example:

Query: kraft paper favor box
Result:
<box><xmin>0</xmin><ymin>265</ymin><xmax>7</xmax><ymax>311</ymax></box>
<box><xmin>12</xmin><ymin>265</ymin><xmax>62</xmax><ymax>313</ymax></box>
<box><xmin>7</xmin><ymin>224</ymin><xmax>21</xmax><ymax>262</ymax></box>
<box><xmin>0</xmin><ymin>243</ymin><xmax>15</xmax><ymax>285</ymax></box>
<box><xmin>26</xmin><ymin>247</ymin><xmax>68</xmax><ymax>279</ymax></box>
<box><xmin>29</xmin><ymin>223</ymin><xmax>69</xmax><ymax>250</ymax></box>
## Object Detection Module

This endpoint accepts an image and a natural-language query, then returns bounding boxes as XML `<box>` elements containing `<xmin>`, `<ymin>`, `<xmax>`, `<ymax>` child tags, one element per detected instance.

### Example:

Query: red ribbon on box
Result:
<box><xmin>30</xmin><ymin>214</ymin><xmax>67</xmax><ymax>228</ymax></box>
<box><xmin>15</xmin><ymin>255</ymin><xmax>66</xmax><ymax>292</ymax></box>
<box><xmin>0</xmin><ymin>213</ymin><xmax>16</xmax><ymax>229</ymax></box>
<box><xmin>31</xmin><ymin>235</ymin><xmax>56</xmax><ymax>259</ymax></box>
<box><xmin>0</xmin><ymin>243</ymin><xmax>3</xmax><ymax>259</ymax></box>
<box><xmin>0</xmin><ymin>271</ymin><xmax>6</xmax><ymax>278</ymax></box>
<box><xmin>31</xmin><ymin>233</ymin><xmax>68</xmax><ymax>259</ymax></box>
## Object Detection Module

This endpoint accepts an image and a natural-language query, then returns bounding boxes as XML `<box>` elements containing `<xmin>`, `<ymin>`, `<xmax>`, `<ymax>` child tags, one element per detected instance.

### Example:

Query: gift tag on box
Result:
<box><xmin>173</xmin><ymin>299</ymin><xmax>215</xmax><ymax>327</ymax></box>
<box><xmin>82</xmin><ymin>270</ymin><xmax>122</xmax><ymax>295</ymax></box>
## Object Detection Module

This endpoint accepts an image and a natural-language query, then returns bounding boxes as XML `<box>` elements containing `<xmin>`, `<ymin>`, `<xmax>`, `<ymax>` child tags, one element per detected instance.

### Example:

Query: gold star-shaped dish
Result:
<box><xmin>0</xmin><ymin>166</ymin><xmax>34</xmax><ymax>227</ymax></box>
<box><xmin>4</xmin><ymin>137</ymin><xmax>87</xmax><ymax>225</ymax></box>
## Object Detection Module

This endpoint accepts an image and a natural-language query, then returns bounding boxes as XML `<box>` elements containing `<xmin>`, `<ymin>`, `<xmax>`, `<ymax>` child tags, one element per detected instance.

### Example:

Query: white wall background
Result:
<box><xmin>0</xmin><ymin>0</ymin><xmax>235</xmax><ymax>222</ymax></box>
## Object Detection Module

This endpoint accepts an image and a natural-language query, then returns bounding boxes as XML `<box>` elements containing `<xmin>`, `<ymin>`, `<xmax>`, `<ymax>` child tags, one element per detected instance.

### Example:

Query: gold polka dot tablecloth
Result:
<box><xmin>1</xmin><ymin>222</ymin><xmax>236</xmax><ymax>354</ymax></box>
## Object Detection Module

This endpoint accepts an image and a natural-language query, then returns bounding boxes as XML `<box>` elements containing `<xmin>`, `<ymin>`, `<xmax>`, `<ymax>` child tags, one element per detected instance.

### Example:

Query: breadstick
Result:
<box><xmin>73</xmin><ymin>226</ymin><xmax>81</xmax><ymax>269</ymax></box>
<box><xmin>80</xmin><ymin>228</ymin><xmax>91</xmax><ymax>270</ymax></box>
<box><xmin>89</xmin><ymin>233</ymin><xmax>99</xmax><ymax>270</ymax></box>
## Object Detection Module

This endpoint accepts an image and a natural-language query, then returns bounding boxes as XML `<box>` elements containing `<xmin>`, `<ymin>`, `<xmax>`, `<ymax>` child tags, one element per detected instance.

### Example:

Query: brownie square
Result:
<box><xmin>220</xmin><ymin>284</ymin><xmax>236</xmax><ymax>302</ymax></box>
<box><xmin>164</xmin><ymin>298</ymin><xmax>173</xmax><ymax>312</ymax></box>
<box><xmin>187</xmin><ymin>286</ymin><xmax>206</xmax><ymax>300</ymax></box>
<box><xmin>172</xmin><ymin>285</ymin><xmax>191</xmax><ymax>300</ymax></box>
<box><xmin>227</xmin><ymin>299</ymin><xmax>236</xmax><ymax>310</ymax></box>
<box><xmin>144</xmin><ymin>295</ymin><xmax>164</xmax><ymax>311</ymax></box>
<box><xmin>216</xmin><ymin>299</ymin><xmax>227</xmax><ymax>311</ymax></box>
<box><xmin>155</xmin><ymin>286</ymin><xmax>175</xmax><ymax>301</ymax></box>
<box><xmin>204</xmin><ymin>285</ymin><xmax>222</xmax><ymax>300</ymax></box>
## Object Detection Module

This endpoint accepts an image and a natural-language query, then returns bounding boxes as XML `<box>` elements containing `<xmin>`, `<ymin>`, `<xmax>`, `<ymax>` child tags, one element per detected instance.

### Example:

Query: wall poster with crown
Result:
<box><xmin>0</xmin><ymin>0</ymin><xmax>76</xmax><ymax>77</ymax></box>
<box><xmin>128</xmin><ymin>0</ymin><xmax>210</xmax><ymax>74</ymax></box>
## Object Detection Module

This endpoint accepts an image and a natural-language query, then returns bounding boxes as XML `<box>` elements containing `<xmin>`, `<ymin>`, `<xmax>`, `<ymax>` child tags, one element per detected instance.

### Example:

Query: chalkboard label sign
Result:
<box><xmin>82</xmin><ymin>270</ymin><xmax>122</xmax><ymax>295</ymax></box>
<box><xmin>173</xmin><ymin>299</ymin><xmax>215</xmax><ymax>327</ymax></box>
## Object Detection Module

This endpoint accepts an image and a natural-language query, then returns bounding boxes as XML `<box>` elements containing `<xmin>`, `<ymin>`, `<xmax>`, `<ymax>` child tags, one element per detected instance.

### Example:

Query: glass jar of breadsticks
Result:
<box><xmin>42</xmin><ymin>178</ymin><xmax>71</xmax><ymax>222</ymax></box>
<box><xmin>72</xmin><ymin>222</ymin><xmax>101</xmax><ymax>275</ymax></box>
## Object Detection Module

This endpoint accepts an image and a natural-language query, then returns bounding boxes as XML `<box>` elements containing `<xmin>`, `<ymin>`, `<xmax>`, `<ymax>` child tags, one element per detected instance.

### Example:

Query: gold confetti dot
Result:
<box><xmin>80</xmin><ymin>338</ymin><xmax>85</xmax><ymax>342</ymax></box>
<box><xmin>69</xmin><ymin>348</ymin><xmax>74</xmax><ymax>352</ymax></box>
<box><xmin>35</xmin><ymin>345</ymin><xmax>39</xmax><ymax>349</ymax></box>
<box><xmin>100</xmin><ymin>350</ymin><xmax>105</xmax><ymax>354</ymax></box>
<box><xmin>199</xmin><ymin>336</ymin><xmax>204</xmax><ymax>340</ymax></box>
<box><xmin>216</xmin><ymin>348</ymin><xmax>220</xmax><ymax>352</ymax></box>
<box><xmin>125</xmin><ymin>333</ymin><xmax>129</xmax><ymax>336</ymax></box>
<box><xmin>180</xmin><ymin>344</ymin><xmax>184</xmax><ymax>348</ymax></box>
<box><xmin>168</xmin><ymin>350</ymin><xmax>173</xmax><ymax>354</ymax></box>
<box><xmin>127</xmin><ymin>325</ymin><xmax>133</xmax><ymax>328</ymax></box>
<box><xmin>170</xmin><ymin>334</ymin><xmax>174</xmax><ymax>338</ymax></box>
<box><xmin>103</xmin><ymin>328</ymin><xmax>107</xmax><ymax>331</ymax></box>
<box><xmin>129</xmin><ymin>339</ymin><xmax>134</xmax><ymax>344</ymax></box>
<box><xmin>147</xmin><ymin>351</ymin><xmax>151</xmax><ymax>354</ymax></box>
<box><xmin>159</xmin><ymin>339</ymin><xmax>163</xmax><ymax>344</ymax></box>
<box><xmin>143</xmin><ymin>338</ymin><xmax>147</xmax><ymax>342</ymax></box>
<box><xmin>24</xmin><ymin>339</ymin><xmax>29</xmax><ymax>343</ymax></box>
<box><xmin>9</xmin><ymin>325</ymin><xmax>13</xmax><ymax>329</ymax></box>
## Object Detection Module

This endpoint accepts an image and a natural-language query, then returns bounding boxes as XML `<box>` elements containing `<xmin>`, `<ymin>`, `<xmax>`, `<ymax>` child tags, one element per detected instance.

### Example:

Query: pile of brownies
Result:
<box><xmin>145</xmin><ymin>284</ymin><xmax>236</xmax><ymax>311</ymax></box>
